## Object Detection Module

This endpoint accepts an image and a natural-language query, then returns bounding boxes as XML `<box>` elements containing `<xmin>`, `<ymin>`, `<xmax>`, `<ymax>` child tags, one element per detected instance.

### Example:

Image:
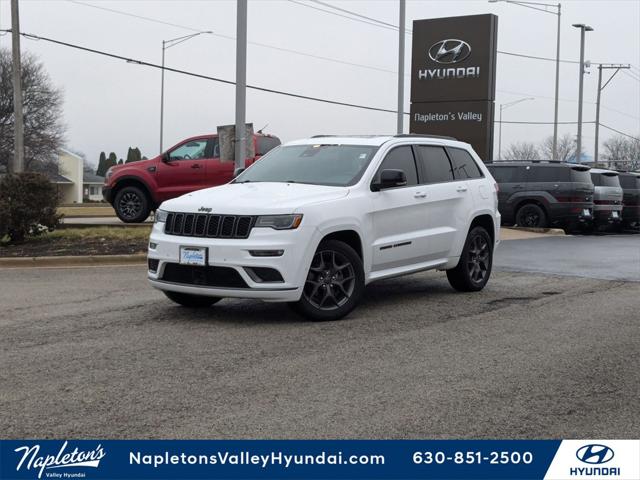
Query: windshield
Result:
<box><xmin>234</xmin><ymin>144</ymin><xmax>379</xmax><ymax>187</ymax></box>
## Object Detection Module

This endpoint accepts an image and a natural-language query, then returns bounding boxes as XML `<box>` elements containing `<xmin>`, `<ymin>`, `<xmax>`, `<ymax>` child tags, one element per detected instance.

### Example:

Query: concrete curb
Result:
<box><xmin>504</xmin><ymin>227</ymin><xmax>566</xmax><ymax>236</ymax></box>
<box><xmin>0</xmin><ymin>253</ymin><xmax>147</xmax><ymax>268</ymax></box>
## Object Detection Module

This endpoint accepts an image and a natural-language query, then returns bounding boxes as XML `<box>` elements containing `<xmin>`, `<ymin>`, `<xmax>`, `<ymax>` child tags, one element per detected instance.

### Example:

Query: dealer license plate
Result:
<box><xmin>180</xmin><ymin>246</ymin><xmax>207</xmax><ymax>266</ymax></box>
<box><xmin>611</xmin><ymin>211</ymin><xmax>619</xmax><ymax>219</ymax></box>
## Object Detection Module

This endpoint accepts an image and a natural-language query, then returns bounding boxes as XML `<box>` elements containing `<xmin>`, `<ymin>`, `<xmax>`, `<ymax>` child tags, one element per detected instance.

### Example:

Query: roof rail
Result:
<box><xmin>394</xmin><ymin>133</ymin><xmax>457</xmax><ymax>141</ymax></box>
<box><xmin>310</xmin><ymin>135</ymin><xmax>338</xmax><ymax>138</ymax></box>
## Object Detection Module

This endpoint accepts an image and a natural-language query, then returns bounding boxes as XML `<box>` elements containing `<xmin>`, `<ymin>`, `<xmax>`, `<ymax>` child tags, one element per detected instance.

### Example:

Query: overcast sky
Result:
<box><xmin>0</xmin><ymin>0</ymin><xmax>639</xmax><ymax>167</ymax></box>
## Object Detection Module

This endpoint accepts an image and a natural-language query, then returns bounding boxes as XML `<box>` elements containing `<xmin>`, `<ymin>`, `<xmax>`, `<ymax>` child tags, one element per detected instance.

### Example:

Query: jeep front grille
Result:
<box><xmin>164</xmin><ymin>213</ymin><xmax>255</xmax><ymax>239</ymax></box>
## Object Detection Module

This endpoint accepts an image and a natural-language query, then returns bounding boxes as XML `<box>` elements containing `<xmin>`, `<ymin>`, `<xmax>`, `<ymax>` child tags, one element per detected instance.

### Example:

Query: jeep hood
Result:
<box><xmin>160</xmin><ymin>182</ymin><xmax>349</xmax><ymax>214</ymax></box>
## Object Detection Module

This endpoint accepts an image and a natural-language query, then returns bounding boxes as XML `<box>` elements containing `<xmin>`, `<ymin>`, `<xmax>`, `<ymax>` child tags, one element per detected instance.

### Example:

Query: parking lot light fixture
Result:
<box><xmin>498</xmin><ymin>97</ymin><xmax>534</xmax><ymax>161</ymax></box>
<box><xmin>160</xmin><ymin>31</ymin><xmax>212</xmax><ymax>154</ymax></box>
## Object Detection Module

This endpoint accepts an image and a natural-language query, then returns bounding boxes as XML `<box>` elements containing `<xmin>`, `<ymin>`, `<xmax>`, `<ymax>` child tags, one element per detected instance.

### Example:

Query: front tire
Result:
<box><xmin>447</xmin><ymin>226</ymin><xmax>493</xmax><ymax>292</ymax></box>
<box><xmin>289</xmin><ymin>240</ymin><xmax>364</xmax><ymax>321</ymax></box>
<box><xmin>114</xmin><ymin>186</ymin><xmax>151</xmax><ymax>223</ymax></box>
<box><xmin>163</xmin><ymin>291</ymin><xmax>221</xmax><ymax>308</ymax></box>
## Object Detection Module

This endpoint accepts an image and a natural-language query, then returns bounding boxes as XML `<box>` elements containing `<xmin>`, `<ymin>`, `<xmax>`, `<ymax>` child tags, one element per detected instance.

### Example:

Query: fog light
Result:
<box><xmin>149</xmin><ymin>242</ymin><xmax>158</xmax><ymax>250</ymax></box>
<box><xmin>148</xmin><ymin>258</ymin><xmax>159</xmax><ymax>272</ymax></box>
<box><xmin>248</xmin><ymin>249</ymin><xmax>284</xmax><ymax>257</ymax></box>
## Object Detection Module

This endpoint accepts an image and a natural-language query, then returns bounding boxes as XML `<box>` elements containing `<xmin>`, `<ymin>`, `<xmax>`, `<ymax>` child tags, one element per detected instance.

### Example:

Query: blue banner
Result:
<box><xmin>1</xmin><ymin>439</ymin><xmax>638</xmax><ymax>479</ymax></box>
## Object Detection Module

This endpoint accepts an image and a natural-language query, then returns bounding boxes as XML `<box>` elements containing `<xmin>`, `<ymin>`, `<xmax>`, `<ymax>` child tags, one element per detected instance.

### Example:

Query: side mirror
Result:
<box><xmin>233</xmin><ymin>167</ymin><xmax>245</xmax><ymax>178</ymax></box>
<box><xmin>372</xmin><ymin>169</ymin><xmax>407</xmax><ymax>191</ymax></box>
<box><xmin>161</xmin><ymin>152</ymin><xmax>170</xmax><ymax>163</ymax></box>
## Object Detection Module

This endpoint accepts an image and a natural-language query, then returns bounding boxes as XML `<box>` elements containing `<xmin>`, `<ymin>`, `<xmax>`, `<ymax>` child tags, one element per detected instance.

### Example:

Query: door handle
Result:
<box><xmin>456</xmin><ymin>186</ymin><xmax>468</xmax><ymax>192</ymax></box>
<box><xmin>414</xmin><ymin>192</ymin><xmax>427</xmax><ymax>199</ymax></box>
<box><xmin>191</xmin><ymin>164</ymin><xmax>202</xmax><ymax>169</ymax></box>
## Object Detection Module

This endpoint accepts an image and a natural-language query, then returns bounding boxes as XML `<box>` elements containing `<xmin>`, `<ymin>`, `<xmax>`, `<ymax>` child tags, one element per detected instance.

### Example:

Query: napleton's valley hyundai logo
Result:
<box><xmin>428</xmin><ymin>39</ymin><xmax>471</xmax><ymax>64</ymax></box>
<box><xmin>14</xmin><ymin>441</ymin><xmax>106</xmax><ymax>479</ymax></box>
<box><xmin>576</xmin><ymin>444</ymin><xmax>615</xmax><ymax>465</ymax></box>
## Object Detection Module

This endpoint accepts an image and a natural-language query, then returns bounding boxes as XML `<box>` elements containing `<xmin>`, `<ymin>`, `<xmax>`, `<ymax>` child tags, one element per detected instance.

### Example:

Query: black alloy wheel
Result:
<box><xmin>516</xmin><ymin>204</ymin><xmax>547</xmax><ymax>228</ymax></box>
<box><xmin>289</xmin><ymin>240</ymin><xmax>364</xmax><ymax>321</ymax></box>
<box><xmin>114</xmin><ymin>186</ymin><xmax>151</xmax><ymax>223</ymax></box>
<box><xmin>447</xmin><ymin>226</ymin><xmax>493</xmax><ymax>292</ymax></box>
<box><xmin>304</xmin><ymin>249</ymin><xmax>356</xmax><ymax>310</ymax></box>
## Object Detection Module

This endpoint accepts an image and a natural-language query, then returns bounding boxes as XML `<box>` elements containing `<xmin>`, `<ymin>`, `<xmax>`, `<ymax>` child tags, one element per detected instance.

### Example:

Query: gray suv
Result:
<box><xmin>590</xmin><ymin>168</ymin><xmax>623</xmax><ymax>230</ymax></box>
<box><xmin>487</xmin><ymin>162</ymin><xmax>593</xmax><ymax>232</ymax></box>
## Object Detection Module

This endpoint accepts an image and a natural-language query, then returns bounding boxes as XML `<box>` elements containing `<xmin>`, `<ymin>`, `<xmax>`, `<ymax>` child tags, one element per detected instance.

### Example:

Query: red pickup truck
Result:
<box><xmin>103</xmin><ymin>133</ymin><xmax>281</xmax><ymax>222</ymax></box>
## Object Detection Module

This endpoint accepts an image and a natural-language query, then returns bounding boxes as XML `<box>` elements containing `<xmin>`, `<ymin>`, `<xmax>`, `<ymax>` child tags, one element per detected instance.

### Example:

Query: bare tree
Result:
<box><xmin>602</xmin><ymin>135</ymin><xmax>640</xmax><ymax>170</ymax></box>
<box><xmin>0</xmin><ymin>48</ymin><xmax>65</xmax><ymax>173</ymax></box>
<box><xmin>539</xmin><ymin>133</ymin><xmax>576</xmax><ymax>162</ymax></box>
<box><xmin>503</xmin><ymin>142</ymin><xmax>540</xmax><ymax>161</ymax></box>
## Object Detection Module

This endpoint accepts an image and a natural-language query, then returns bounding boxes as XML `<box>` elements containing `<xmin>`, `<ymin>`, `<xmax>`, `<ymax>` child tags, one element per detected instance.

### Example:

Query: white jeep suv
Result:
<box><xmin>148</xmin><ymin>135</ymin><xmax>500</xmax><ymax>321</ymax></box>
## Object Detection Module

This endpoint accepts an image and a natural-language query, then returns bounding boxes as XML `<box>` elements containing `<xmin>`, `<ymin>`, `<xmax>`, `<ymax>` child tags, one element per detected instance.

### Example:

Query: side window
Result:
<box><xmin>168</xmin><ymin>139</ymin><xmax>209</xmax><ymax>161</ymax></box>
<box><xmin>375</xmin><ymin>146</ymin><xmax>418</xmax><ymax>187</ymax></box>
<box><xmin>417</xmin><ymin>145</ymin><xmax>453</xmax><ymax>183</ymax></box>
<box><xmin>256</xmin><ymin>136</ymin><xmax>282</xmax><ymax>156</ymax></box>
<box><xmin>528</xmin><ymin>166</ymin><xmax>567</xmax><ymax>182</ymax></box>
<box><xmin>489</xmin><ymin>166</ymin><xmax>520</xmax><ymax>182</ymax></box>
<box><xmin>448</xmin><ymin>148</ymin><xmax>483</xmax><ymax>180</ymax></box>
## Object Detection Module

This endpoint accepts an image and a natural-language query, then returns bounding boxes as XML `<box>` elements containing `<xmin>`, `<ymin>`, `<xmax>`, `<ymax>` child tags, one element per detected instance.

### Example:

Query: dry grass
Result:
<box><xmin>46</xmin><ymin>226</ymin><xmax>152</xmax><ymax>241</ymax></box>
<box><xmin>58</xmin><ymin>205</ymin><xmax>116</xmax><ymax>217</ymax></box>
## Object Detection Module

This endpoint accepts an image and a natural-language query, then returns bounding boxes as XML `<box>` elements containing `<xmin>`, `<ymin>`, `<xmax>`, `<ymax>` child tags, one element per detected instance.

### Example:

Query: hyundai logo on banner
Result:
<box><xmin>428</xmin><ymin>39</ymin><xmax>471</xmax><ymax>64</ymax></box>
<box><xmin>576</xmin><ymin>444</ymin><xmax>615</xmax><ymax>465</ymax></box>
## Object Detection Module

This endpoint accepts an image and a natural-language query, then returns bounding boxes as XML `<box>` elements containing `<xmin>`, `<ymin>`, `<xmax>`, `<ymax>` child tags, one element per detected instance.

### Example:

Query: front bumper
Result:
<box><xmin>102</xmin><ymin>186</ymin><xmax>113</xmax><ymax>204</ymax></box>
<box><xmin>147</xmin><ymin>221</ymin><xmax>317</xmax><ymax>302</ymax></box>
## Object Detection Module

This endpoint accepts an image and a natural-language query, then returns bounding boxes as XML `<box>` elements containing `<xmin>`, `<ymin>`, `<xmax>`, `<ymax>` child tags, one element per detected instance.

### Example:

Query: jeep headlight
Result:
<box><xmin>255</xmin><ymin>214</ymin><xmax>303</xmax><ymax>230</ymax></box>
<box><xmin>154</xmin><ymin>209</ymin><xmax>169</xmax><ymax>223</ymax></box>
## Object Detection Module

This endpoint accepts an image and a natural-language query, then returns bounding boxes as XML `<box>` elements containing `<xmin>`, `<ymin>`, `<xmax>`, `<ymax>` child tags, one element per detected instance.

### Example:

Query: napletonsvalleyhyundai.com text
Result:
<box><xmin>130</xmin><ymin>451</ymin><xmax>385</xmax><ymax>469</ymax></box>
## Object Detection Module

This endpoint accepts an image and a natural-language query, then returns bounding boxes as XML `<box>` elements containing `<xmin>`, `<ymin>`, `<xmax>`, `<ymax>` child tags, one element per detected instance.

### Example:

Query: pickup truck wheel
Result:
<box><xmin>289</xmin><ymin>240</ymin><xmax>364</xmax><ymax>321</ymax></box>
<box><xmin>446</xmin><ymin>226</ymin><xmax>493</xmax><ymax>292</ymax></box>
<box><xmin>163</xmin><ymin>291</ymin><xmax>221</xmax><ymax>308</ymax></box>
<box><xmin>114</xmin><ymin>186</ymin><xmax>151</xmax><ymax>223</ymax></box>
<box><xmin>516</xmin><ymin>203</ymin><xmax>547</xmax><ymax>228</ymax></box>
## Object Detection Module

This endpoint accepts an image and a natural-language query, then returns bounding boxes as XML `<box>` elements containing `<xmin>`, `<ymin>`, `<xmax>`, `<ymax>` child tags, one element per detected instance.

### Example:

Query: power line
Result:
<box><xmin>5</xmin><ymin>28</ymin><xmax>638</xmax><ymax>139</ymax></box>
<box><xmin>289</xmin><ymin>0</ymin><xmax>400</xmax><ymax>32</ymax></box>
<box><xmin>8</xmin><ymin>29</ymin><xmax>404</xmax><ymax>115</ymax></box>
<box><xmin>309</xmin><ymin>0</ymin><xmax>408</xmax><ymax>31</ymax></box>
<box><xmin>599</xmin><ymin>123</ymin><xmax>640</xmax><ymax>141</ymax></box>
<box><xmin>622</xmin><ymin>70</ymin><xmax>640</xmax><ymax>83</ymax></box>
<box><xmin>68</xmin><ymin>0</ymin><xmax>399</xmax><ymax>75</ymax></box>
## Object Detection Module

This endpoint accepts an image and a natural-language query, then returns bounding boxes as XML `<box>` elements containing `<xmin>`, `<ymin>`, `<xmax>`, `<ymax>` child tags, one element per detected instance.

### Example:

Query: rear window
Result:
<box><xmin>619</xmin><ymin>174</ymin><xmax>640</xmax><ymax>189</ymax></box>
<box><xmin>591</xmin><ymin>173</ymin><xmax>621</xmax><ymax>188</ymax></box>
<box><xmin>570</xmin><ymin>168</ymin><xmax>592</xmax><ymax>183</ymax></box>
<box><xmin>448</xmin><ymin>148</ymin><xmax>483</xmax><ymax>179</ymax></box>
<box><xmin>256</xmin><ymin>136</ymin><xmax>282</xmax><ymax>156</ymax></box>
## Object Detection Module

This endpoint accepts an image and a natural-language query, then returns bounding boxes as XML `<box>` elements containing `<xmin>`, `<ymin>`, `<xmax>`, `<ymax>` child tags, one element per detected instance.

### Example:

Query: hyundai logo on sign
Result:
<box><xmin>576</xmin><ymin>444</ymin><xmax>615</xmax><ymax>464</ymax></box>
<box><xmin>428</xmin><ymin>39</ymin><xmax>471</xmax><ymax>64</ymax></box>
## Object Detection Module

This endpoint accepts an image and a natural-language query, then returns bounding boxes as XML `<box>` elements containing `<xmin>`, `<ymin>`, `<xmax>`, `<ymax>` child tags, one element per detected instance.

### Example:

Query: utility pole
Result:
<box><xmin>10</xmin><ymin>0</ymin><xmax>24</xmax><ymax>173</ymax></box>
<box><xmin>552</xmin><ymin>3</ymin><xmax>561</xmax><ymax>160</ymax></box>
<box><xmin>498</xmin><ymin>97</ymin><xmax>534</xmax><ymax>161</ymax></box>
<box><xmin>594</xmin><ymin>63</ymin><xmax>630</xmax><ymax>166</ymax></box>
<box><xmin>572</xmin><ymin>23</ymin><xmax>593</xmax><ymax>164</ymax></box>
<box><xmin>396</xmin><ymin>0</ymin><xmax>405</xmax><ymax>134</ymax></box>
<box><xmin>234</xmin><ymin>0</ymin><xmax>248</xmax><ymax>173</ymax></box>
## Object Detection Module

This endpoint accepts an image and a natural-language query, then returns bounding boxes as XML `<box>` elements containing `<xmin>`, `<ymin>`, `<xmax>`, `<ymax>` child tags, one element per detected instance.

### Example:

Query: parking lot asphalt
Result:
<box><xmin>1</xmin><ymin>236</ymin><xmax>639</xmax><ymax>439</ymax></box>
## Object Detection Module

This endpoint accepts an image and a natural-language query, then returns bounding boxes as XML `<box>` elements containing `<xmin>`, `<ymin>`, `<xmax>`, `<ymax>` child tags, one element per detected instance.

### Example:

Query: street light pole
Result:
<box><xmin>488</xmin><ymin>0</ymin><xmax>561</xmax><ymax>159</ymax></box>
<box><xmin>396</xmin><ymin>0</ymin><xmax>405</xmax><ymax>134</ymax></box>
<box><xmin>235</xmin><ymin>0</ymin><xmax>248</xmax><ymax>174</ymax></box>
<box><xmin>552</xmin><ymin>3</ymin><xmax>561</xmax><ymax>161</ymax></box>
<box><xmin>10</xmin><ymin>0</ymin><xmax>24</xmax><ymax>173</ymax></box>
<box><xmin>594</xmin><ymin>63</ymin><xmax>631</xmax><ymax>166</ymax></box>
<box><xmin>498</xmin><ymin>97</ymin><xmax>534</xmax><ymax>160</ymax></box>
<box><xmin>159</xmin><ymin>31</ymin><xmax>211</xmax><ymax>154</ymax></box>
<box><xmin>572</xmin><ymin>23</ymin><xmax>593</xmax><ymax>164</ymax></box>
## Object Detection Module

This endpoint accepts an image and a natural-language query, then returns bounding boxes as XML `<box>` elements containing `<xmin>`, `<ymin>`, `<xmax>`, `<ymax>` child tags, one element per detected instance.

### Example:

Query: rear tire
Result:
<box><xmin>288</xmin><ymin>239</ymin><xmax>364</xmax><ymax>321</ymax></box>
<box><xmin>114</xmin><ymin>186</ymin><xmax>151</xmax><ymax>223</ymax></box>
<box><xmin>516</xmin><ymin>203</ymin><xmax>547</xmax><ymax>228</ymax></box>
<box><xmin>447</xmin><ymin>226</ymin><xmax>493</xmax><ymax>292</ymax></box>
<box><xmin>163</xmin><ymin>291</ymin><xmax>221</xmax><ymax>308</ymax></box>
